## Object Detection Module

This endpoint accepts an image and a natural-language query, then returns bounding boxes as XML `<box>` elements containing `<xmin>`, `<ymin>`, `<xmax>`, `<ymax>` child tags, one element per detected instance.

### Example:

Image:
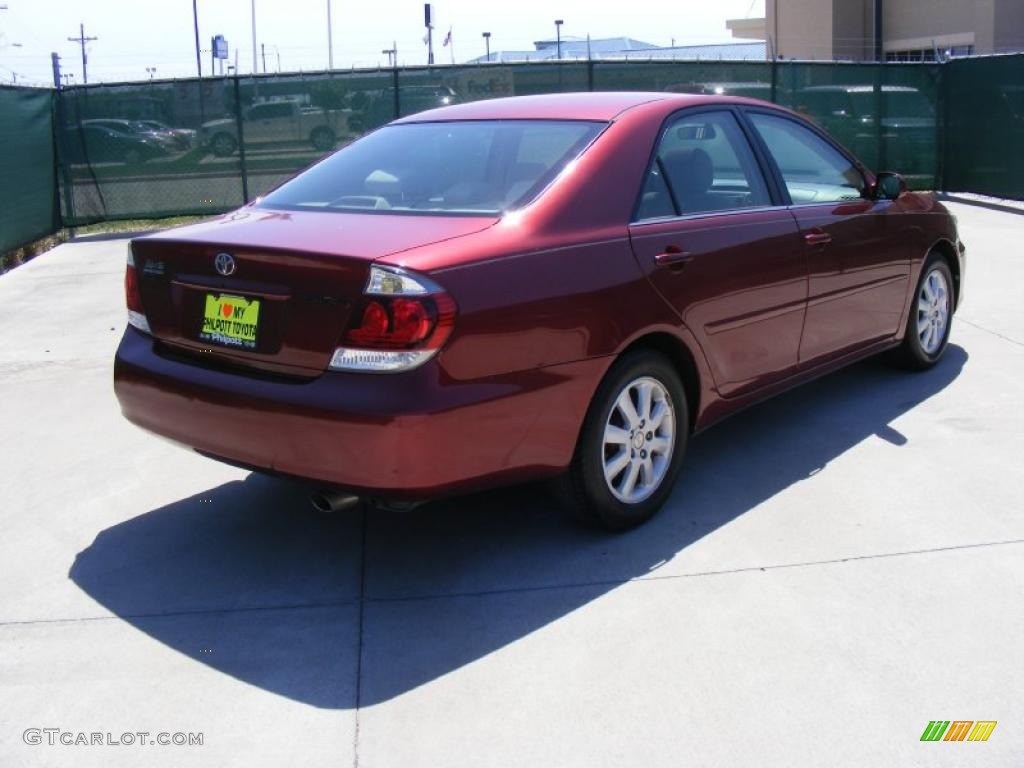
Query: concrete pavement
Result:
<box><xmin>0</xmin><ymin>203</ymin><xmax>1021</xmax><ymax>766</ymax></box>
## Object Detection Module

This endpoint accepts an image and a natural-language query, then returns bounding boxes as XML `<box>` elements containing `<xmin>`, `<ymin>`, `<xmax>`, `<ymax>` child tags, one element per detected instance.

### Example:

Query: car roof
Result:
<box><xmin>392</xmin><ymin>91</ymin><xmax>763</xmax><ymax>123</ymax></box>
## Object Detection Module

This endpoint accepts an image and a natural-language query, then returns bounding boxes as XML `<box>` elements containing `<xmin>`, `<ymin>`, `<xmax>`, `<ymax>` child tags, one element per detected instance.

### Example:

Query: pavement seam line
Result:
<box><xmin>363</xmin><ymin>537</ymin><xmax>1024</xmax><ymax>605</ymax></box>
<box><xmin>0</xmin><ymin>599</ymin><xmax>358</xmax><ymax>627</ymax></box>
<box><xmin>958</xmin><ymin>317</ymin><xmax>1024</xmax><ymax>347</ymax></box>
<box><xmin>2</xmin><ymin>538</ymin><xmax>1020</xmax><ymax>628</ymax></box>
<box><xmin>352</xmin><ymin>504</ymin><xmax>369</xmax><ymax>768</ymax></box>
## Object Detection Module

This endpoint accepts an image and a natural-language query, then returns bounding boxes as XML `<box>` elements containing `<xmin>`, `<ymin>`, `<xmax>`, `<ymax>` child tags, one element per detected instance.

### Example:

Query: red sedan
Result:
<box><xmin>114</xmin><ymin>92</ymin><xmax>965</xmax><ymax>529</ymax></box>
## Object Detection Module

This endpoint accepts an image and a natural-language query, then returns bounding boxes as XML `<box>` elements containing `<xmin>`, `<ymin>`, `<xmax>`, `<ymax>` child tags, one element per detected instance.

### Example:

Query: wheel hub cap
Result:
<box><xmin>602</xmin><ymin>376</ymin><xmax>675</xmax><ymax>504</ymax></box>
<box><xmin>916</xmin><ymin>267</ymin><xmax>950</xmax><ymax>355</ymax></box>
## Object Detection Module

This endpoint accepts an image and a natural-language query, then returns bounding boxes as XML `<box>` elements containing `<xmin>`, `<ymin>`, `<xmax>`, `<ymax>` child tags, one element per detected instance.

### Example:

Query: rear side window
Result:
<box><xmin>250</xmin><ymin>103</ymin><xmax>293</xmax><ymax>119</ymax></box>
<box><xmin>636</xmin><ymin>110</ymin><xmax>770</xmax><ymax>220</ymax></box>
<box><xmin>259</xmin><ymin>120</ymin><xmax>604</xmax><ymax>216</ymax></box>
<box><xmin>748</xmin><ymin>113</ymin><xmax>865</xmax><ymax>204</ymax></box>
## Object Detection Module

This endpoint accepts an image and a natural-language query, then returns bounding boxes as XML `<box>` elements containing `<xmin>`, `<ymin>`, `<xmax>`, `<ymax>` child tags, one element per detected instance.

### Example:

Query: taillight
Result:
<box><xmin>329</xmin><ymin>265</ymin><xmax>456</xmax><ymax>373</ymax></box>
<box><xmin>125</xmin><ymin>244</ymin><xmax>151</xmax><ymax>334</ymax></box>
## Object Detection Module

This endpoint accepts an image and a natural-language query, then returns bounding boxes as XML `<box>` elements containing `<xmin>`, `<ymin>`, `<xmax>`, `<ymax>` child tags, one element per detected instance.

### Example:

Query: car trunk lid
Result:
<box><xmin>133</xmin><ymin>208</ymin><xmax>495</xmax><ymax>378</ymax></box>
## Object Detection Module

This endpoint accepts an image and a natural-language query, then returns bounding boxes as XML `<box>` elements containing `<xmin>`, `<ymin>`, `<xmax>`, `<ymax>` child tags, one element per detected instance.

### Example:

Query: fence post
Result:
<box><xmin>937</xmin><ymin>62</ymin><xmax>949</xmax><ymax>192</ymax></box>
<box><xmin>392</xmin><ymin>66</ymin><xmax>400</xmax><ymax>119</ymax></box>
<box><xmin>874</xmin><ymin>63</ymin><xmax>887</xmax><ymax>173</ymax></box>
<box><xmin>769</xmin><ymin>57</ymin><xmax>778</xmax><ymax>104</ymax></box>
<box><xmin>587</xmin><ymin>60</ymin><xmax>594</xmax><ymax>91</ymax></box>
<box><xmin>232</xmin><ymin>76</ymin><xmax>250</xmax><ymax>203</ymax></box>
<box><xmin>52</xmin><ymin>89</ymin><xmax>77</xmax><ymax>229</ymax></box>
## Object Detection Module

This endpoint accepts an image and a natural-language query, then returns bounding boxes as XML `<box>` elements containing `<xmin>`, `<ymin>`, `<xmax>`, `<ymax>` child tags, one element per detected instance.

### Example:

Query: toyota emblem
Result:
<box><xmin>214</xmin><ymin>252</ymin><xmax>236</xmax><ymax>276</ymax></box>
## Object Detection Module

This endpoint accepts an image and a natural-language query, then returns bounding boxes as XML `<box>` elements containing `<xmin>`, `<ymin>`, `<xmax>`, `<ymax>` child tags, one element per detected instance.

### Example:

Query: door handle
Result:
<box><xmin>654</xmin><ymin>245</ymin><xmax>694</xmax><ymax>268</ymax></box>
<box><xmin>804</xmin><ymin>229</ymin><xmax>833</xmax><ymax>246</ymax></box>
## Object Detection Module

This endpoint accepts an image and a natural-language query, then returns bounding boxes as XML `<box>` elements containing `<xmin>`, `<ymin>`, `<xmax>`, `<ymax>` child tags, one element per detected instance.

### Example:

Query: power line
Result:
<box><xmin>67</xmin><ymin>22</ymin><xmax>97</xmax><ymax>84</ymax></box>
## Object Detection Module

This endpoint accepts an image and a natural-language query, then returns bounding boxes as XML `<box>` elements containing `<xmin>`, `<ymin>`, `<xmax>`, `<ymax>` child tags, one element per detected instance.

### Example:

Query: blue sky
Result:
<box><xmin>0</xmin><ymin>0</ymin><xmax>764</xmax><ymax>86</ymax></box>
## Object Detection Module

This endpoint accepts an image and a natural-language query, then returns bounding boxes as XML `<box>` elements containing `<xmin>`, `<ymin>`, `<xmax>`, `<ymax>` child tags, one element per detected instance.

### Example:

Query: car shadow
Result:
<box><xmin>70</xmin><ymin>345</ymin><xmax>967</xmax><ymax>709</ymax></box>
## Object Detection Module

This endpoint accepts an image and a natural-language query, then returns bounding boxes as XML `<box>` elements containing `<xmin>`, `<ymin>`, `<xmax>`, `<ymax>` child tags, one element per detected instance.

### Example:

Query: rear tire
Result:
<box><xmin>887</xmin><ymin>252</ymin><xmax>954</xmax><ymax>370</ymax></box>
<box><xmin>556</xmin><ymin>351</ymin><xmax>688</xmax><ymax>530</ymax></box>
<box><xmin>210</xmin><ymin>133</ymin><xmax>237</xmax><ymax>157</ymax></box>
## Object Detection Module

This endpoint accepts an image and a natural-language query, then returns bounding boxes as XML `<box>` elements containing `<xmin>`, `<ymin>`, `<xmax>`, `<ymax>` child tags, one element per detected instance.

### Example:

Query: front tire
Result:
<box><xmin>558</xmin><ymin>351</ymin><xmax>688</xmax><ymax>530</ymax></box>
<box><xmin>310</xmin><ymin>127</ymin><xmax>336</xmax><ymax>151</ymax></box>
<box><xmin>888</xmin><ymin>253</ymin><xmax>954</xmax><ymax>370</ymax></box>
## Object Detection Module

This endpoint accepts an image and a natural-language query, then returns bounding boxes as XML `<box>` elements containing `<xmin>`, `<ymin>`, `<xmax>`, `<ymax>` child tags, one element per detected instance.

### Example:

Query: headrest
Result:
<box><xmin>660</xmin><ymin>148</ymin><xmax>714</xmax><ymax>195</ymax></box>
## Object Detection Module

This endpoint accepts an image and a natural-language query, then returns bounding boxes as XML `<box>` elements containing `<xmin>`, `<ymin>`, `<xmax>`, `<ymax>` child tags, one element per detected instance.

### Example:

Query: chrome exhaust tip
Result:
<box><xmin>309</xmin><ymin>489</ymin><xmax>360</xmax><ymax>514</ymax></box>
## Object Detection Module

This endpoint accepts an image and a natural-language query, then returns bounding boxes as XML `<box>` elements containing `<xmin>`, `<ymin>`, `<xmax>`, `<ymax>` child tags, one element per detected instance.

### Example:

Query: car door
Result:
<box><xmin>247</xmin><ymin>103</ymin><xmax>289</xmax><ymax>144</ymax></box>
<box><xmin>628</xmin><ymin>108</ymin><xmax>807</xmax><ymax>399</ymax></box>
<box><xmin>744</xmin><ymin>110</ymin><xmax>910</xmax><ymax>364</ymax></box>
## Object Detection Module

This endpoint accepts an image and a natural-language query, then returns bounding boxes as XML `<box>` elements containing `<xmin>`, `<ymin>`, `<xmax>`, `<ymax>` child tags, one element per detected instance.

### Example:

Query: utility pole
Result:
<box><xmin>482</xmin><ymin>31</ymin><xmax>491</xmax><ymax>62</ymax></box>
<box><xmin>555</xmin><ymin>19</ymin><xmax>563</xmax><ymax>60</ymax></box>
<box><xmin>326</xmin><ymin>0</ymin><xmax>334</xmax><ymax>69</ymax></box>
<box><xmin>192</xmin><ymin>0</ymin><xmax>202</xmax><ymax>76</ymax></box>
<box><xmin>261</xmin><ymin>42</ymin><xmax>266</xmax><ymax>73</ymax></box>
<box><xmin>67</xmin><ymin>23</ymin><xmax>97</xmax><ymax>84</ymax></box>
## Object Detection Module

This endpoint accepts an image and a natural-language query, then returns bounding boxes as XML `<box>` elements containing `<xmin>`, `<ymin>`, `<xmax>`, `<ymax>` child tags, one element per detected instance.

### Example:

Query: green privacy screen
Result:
<box><xmin>944</xmin><ymin>54</ymin><xmax>1024</xmax><ymax>200</ymax></box>
<box><xmin>0</xmin><ymin>86</ymin><xmax>58</xmax><ymax>252</ymax></box>
<box><xmin>44</xmin><ymin>56</ymin><xmax>1024</xmax><ymax>226</ymax></box>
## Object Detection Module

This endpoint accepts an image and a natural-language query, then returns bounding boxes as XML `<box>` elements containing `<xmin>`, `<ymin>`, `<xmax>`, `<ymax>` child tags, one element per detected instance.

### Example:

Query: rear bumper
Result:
<box><xmin>114</xmin><ymin>327</ymin><xmax>606</xmax><ymax>499</ymax></box>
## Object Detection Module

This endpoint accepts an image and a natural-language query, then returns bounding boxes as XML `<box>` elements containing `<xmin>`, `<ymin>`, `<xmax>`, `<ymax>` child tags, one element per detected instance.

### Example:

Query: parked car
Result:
<box><xmin>349</xmin><ymin>84</ymin><xmax>460</xmax><ymax>133</ymax></box>
<box><xmin>81</xmin><ymin>118</ymin><xmax>179</xmax><ymax>151</ymax></box>
<box><xmin>131</xmin><ymin>120</ymin><xmax>197</xmax><ymax>150</ymax></box>
<box><xmin>199</xmin><ymin>101</ymin><xmax>348</xmax><ymax>156</ymax></box>
<box><xmin>795</xmin><ymin>85</ymin><xmax>937</xmax><ymax>178</ymax></box>
<box><xmin>665</xmin><ymin>82</ymin><xmax>773</xmax><ymax>100</ymax></box>
<box><xmin>63</xmin><ymin>124</ymin><xmax>170</xmax><ymax>165</ymax></box>
<box><xmin>115</xmin><ymin>92</ymin><xmax>965</xmax><ymax>529</ymax></box>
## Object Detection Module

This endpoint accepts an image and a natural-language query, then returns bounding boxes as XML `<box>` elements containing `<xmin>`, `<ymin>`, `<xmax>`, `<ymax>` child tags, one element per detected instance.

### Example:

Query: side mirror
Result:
<box><xmin>874</xmin><ymin>171</ymin><xmax>906</xmax><ymax>201</ymax></box>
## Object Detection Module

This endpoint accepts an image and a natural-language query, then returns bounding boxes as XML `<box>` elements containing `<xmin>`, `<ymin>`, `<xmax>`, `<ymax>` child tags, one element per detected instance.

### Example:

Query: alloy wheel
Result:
<box><xmin>602</xmin><ymin>376</ymin><xmax>675</xmax><ymax>504</ymax></box>
<box><xmin>917</xmin><ymin>267</ymin><xmax>950</xmax><ymax>355</ymax></box>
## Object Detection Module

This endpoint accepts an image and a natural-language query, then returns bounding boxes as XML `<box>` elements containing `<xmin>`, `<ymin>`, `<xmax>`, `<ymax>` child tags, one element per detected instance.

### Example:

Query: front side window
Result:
<box><xmin>749</xmin><ymin>112</ymin><xmax>865</xmax><ymax>204</ymax></box>
<box><xmin>636</xmin><ymin>110</ymin><xmax>770</xmax><ymax>221</ymax></box>
<box><xmin>259</xmin><ymin>120</ymin><xmax>604</xmax><ymax>216</ymax></box>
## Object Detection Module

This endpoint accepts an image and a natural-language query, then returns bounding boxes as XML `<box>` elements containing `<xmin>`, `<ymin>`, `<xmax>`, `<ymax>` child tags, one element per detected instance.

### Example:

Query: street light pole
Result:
<box><xmin>327</xmin><ymin>0</ymin><xmax>334</xmax><ymax>69</ymax></box>
<box><xmin>250</xmin><ymin>0</ymin><xmax>257</xmax><ymax>74</ymax></box>
<box><xmin>425</xmin><ymin>4</ymin><xmax>434</xmax><ymax>65</ymax></box>
<box><xmin>555</xmin><ymin>19</ymin><xmax>563</xmax><ymax>60</ymax></box>
<box><xmin>192</xmin><ymin>0</ymin><xmax>202</xmax><ymax>76</ymax></box>
<box><xmin>482</xmin><ymin>31</ymin><xmax>491</xmax><ymax>62</ymax></box>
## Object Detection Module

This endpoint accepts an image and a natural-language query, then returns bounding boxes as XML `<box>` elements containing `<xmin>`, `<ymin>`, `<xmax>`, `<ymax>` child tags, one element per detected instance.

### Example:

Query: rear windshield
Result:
<box><xmin>257</xmin><ymin>119</ymin><xmax>605</xmax><ymax>216</ymax></box>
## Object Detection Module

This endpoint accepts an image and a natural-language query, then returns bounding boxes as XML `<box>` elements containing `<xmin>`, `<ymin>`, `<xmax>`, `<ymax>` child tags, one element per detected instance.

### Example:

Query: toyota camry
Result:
<box><xmin>114</xmin><ymin>92</ymin><xmax>965</xmax><ymax>529</ymax></box>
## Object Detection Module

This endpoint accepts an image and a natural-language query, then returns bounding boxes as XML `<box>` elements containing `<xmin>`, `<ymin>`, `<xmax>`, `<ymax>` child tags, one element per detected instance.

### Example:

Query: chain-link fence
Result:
<box><xmin>1</xmin><ymin>54</ymin><xmax>1019</xmax><ymax>249</ymax></box>
<box><xmin>0</xmin><ymin>86</ymin><xmax>59</xmax><ymax>253</ymax></box>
